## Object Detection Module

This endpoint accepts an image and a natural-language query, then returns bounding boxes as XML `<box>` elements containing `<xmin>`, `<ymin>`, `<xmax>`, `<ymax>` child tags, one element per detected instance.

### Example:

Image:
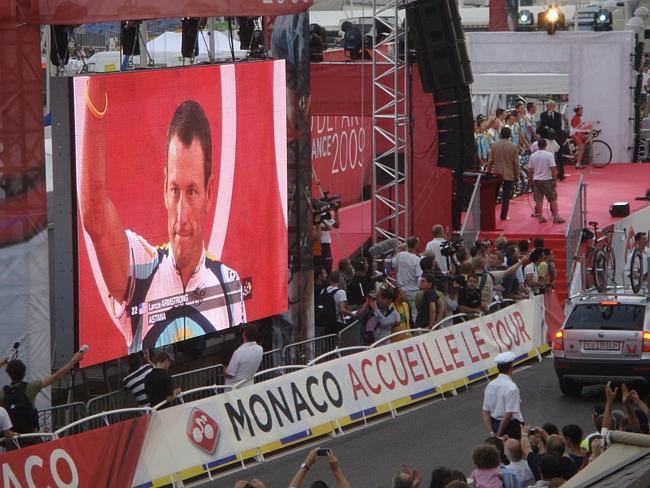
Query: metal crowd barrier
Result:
<box><xmin>173</xmin><ymin>363</ymin><xmax>225</xmax><ymax>392</ymax></box>
<box><xmin>86</xmin><ymin>389</ymin><xmax>137</xmax><ymax>417</ymax></box>
<box><xmin>0</xmin><ymin>432</ymin><xmax>58</xmax><ymax>451</ymax></box>
<box><xmin>306</xmin><ymin>347</ymin><xmax>370</xmax><ymax>366</ymax></box>
<box><xmin>55</xmin><ymin>408</ymin><xmax>152</xmax><ymax>437</ymax></box>
<box><xmin>38</xmin><ymin>401</ymin><xmax>87</xmax><ymax>433</ymax></box>
<box><xmin>154</xmin><ymin>385</ymin><xmax>234</xmax><ymax>410</ymax></box>
<box><xmin>261</xmin><ymin>348</ymin><xmax>283</xmax><ymax>370</ymax></box>
<box><xmin>282</xmin><ymin>334</ymin><xmax>338</xmax><ymax>365</ymax></box>
<box><xmin>370</xmin><ymin>328</ymin><xmax>431</xmax><ymax>348</ymax></box>
<box><xmin>487</xmin><ymin>299</ymin><xmax>515</xmax><ymax>314</ymax></box>
<box><xmin>565</xmin><ymin>175</ymin><xmax>587</xmax><ymax>285</ymax></box>
<box><xmin>460</xmin><ymin>173</ymin><xmax>482</xmax><ymax>254</ymax></box>
<box><xmin>337</xmin><ymin>320</ymin><xmax>363</xmax><ymax>348</ymax></box>
<box><xmin>236</xmin><ymin>365</ymin><xmax>307</xmax><ymax>388</ymax></box>
<box><xmin>432</xmin><ymin>313</ymin><xmax>480</xmax><ymax>330</ymax></box>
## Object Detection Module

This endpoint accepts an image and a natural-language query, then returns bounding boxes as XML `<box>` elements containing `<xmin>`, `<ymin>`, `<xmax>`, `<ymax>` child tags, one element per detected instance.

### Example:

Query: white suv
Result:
<box><xmin>553</xmin><ymin>292</ymin><xmax>650</xmax><ymax>396</ymax></box>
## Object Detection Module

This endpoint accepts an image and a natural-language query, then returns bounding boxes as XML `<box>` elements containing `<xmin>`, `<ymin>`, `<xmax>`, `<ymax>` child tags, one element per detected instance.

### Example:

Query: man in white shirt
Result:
<box><xmin>320</xmin><ymin>207</ymin><xmax>340</xmax><ymax>274</ymax></box>
<box><xmin>392</xmin><ymin>237</ymin><xmax>422</xmax><ymax>319</ymax></box>
<box><xmin>528</xmin><ymin>138</ymin><xmax>565</xmax><ymax>224</ymax></box>
<box><xmin>0</xmin><ymin>406</ymin><xmax>14</xmax><ymax>440</ymax></box>
<box><xmin>424</xmin><ymin>225</ymin><xmax>449</xmax><ymax>274</ymax></box>
<box><xmin>505</xmin><ymin>439</ymin><xmax>535</xmax><ymax>487</ymax></box>
<box><xmin>225</xmin><ymin>324</ymin><xmax>264</xmax><ymax>388</ymax></box>
<box><xmin>524</xmin><ymin>249</ymin><xmax>546</xmax><ymax>295</ymax></box>
<box><xmin>481</xmin><ymin>351</ymin><xmax>524</xmax><ymax>439</ymax></box>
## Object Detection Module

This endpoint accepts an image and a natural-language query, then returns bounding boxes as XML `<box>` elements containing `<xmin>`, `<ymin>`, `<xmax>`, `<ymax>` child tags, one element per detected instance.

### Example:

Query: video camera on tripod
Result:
<box><xmin>313</xmin><ymin>192</ymin><xmax>341</xmax><ymax>223</ymax></box>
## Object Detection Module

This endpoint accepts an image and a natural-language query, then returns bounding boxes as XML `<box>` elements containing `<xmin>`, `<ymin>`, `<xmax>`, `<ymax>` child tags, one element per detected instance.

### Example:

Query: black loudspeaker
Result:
<box><xmin>406</xmin><ymin>0</ymin><xmax>473</xmax><ymax>92</ymax></box>
<box><xmin>181</xmin><ymin>17</ymin><xmax>200</xmax><ymax>58</ymax></box>
<box><xmin>610</xmin><ymin>202</ymin><xmax>630</xmax><ymax>218</ymax></box>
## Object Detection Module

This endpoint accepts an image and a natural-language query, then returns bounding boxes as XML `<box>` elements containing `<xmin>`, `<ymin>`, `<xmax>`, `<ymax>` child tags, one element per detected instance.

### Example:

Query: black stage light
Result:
<box><xmin>343</xmin><ymin>27</ymin><xmax>364</xmax><ymax>60</ymax></box>
<box><xmin>538</xmin><ymin>5</ymin><xmax>565</xmax><ymax>35</ymax></box>
<box><xmin>593</xmin><ymin>9</ymin><xmax>613</xmax><ymax>31</ymax></box>
<box><xmin>309</xmin><ymin>23</ymin><xmax>326</xmax><ymax>62</ymax></box>
<box><xmin>516</xmin><ymin>9</ymin><xmax>535</xmax><ymax>31</ymax></box>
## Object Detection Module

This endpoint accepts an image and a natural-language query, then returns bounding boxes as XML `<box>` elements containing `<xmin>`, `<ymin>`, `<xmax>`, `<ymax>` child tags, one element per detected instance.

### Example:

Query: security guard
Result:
<box><xmin>481</xmin><ymin>351</ymin><xmax>524</xmax><ymax>439</ymax></box>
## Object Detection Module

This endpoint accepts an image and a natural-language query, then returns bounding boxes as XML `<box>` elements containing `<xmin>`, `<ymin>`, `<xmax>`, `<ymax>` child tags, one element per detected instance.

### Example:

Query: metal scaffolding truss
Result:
<box><xmin>371</xmin><ymin>0</ymin><xmax>410</xmax><ymax>244</ymax></box>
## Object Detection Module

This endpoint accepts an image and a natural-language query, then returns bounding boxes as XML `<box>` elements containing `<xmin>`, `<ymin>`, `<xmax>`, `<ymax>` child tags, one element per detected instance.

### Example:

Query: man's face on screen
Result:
<box><xmin>165</xmin><ymin>136</ymin><xmax>213</xmax><ymax>274</ymax></box>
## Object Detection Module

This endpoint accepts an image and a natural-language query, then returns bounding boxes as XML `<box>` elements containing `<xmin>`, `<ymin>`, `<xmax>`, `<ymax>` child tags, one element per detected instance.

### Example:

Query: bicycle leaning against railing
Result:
<box><xmin>584</xmin><ymin>220</ymin><xmax>616</xmax><ymax>292</ymax></box>
<box><xmin>628</xmin><ymin>232</ymin><xmax>650</xmax><ymax>294</ymax></box>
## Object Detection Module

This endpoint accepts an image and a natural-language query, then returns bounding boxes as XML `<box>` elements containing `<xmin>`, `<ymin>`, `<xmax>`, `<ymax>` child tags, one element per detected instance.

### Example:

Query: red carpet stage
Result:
<box><xmin>484</xmin><ymin>163</ymin><xmax>650</xmax><ymax>302</ymax></box>
<box><xmin>493</xmin><ymin>164</ymin><xmax>650</xmax><ymax>235</ymax></box>
<box><xmin>330</xmin><ymin>201</ymin><xmax>372</xmax><ymax>264</ymax></box>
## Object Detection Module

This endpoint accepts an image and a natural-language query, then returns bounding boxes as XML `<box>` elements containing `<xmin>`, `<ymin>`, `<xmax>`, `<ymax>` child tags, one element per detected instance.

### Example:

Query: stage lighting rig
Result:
<box><xmin>343</xmin><ymin>27</ymin><xmax>370</xmax><ymax>60</ymax></box>
<box><xmin>516</xmin><ymin>10</ymin><xmax>535</xmax><ymax>31</ymax></box>
<box><xmin>538</xmin><ymin>5</ymin><xmax>565</xmax><ymax>35</ymax></box>
<box><xmin>309</xmin><ymin>23</ymin><xmax>327</xmax><ymax>62</ymax></box>
<box><xmin>593</xmin><ymin>9</ymin><xmax>613</xmax><ymax>31</ymax></box>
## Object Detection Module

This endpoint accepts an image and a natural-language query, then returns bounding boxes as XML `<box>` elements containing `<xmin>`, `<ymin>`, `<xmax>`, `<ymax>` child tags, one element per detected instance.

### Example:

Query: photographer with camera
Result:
<box><xmin>314</xmin><ymin>193</ymin><xmax>341</xmax><ymax>274</ymax></box>
<box><xmin>392</xmin><ymin>237</ymin><xmax>423</xmax><ymax>321</ymax></box>
<box><xmin>425</xmin><ymin>225</ymin><xmax>450</xmax><ymax>274</ymax></box>
<box><xmin>289</xmin><ymin>448</ymin><xmax>351</xmax><ymax>488</ymax></box>
<box><xmin>366</xmin><ymin>288</ymin><xmax>400</xmax><ymax>343</ymax></box>
<box><xmin>346</xmin><ymin>256</ymin><xmax>375</xmax><ymax>308</ymax></box>
<box><xmin>473</xmin><ymin>254</ymin><xmax>529</xmax><ymax>312</ymax></box>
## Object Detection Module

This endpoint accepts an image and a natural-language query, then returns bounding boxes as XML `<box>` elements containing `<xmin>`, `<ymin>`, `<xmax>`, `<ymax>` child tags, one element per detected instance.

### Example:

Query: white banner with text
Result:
<box><xmin>132</xmin><ymin>297</ymin><xmax>546</xmax><ymax>486</ymax></box>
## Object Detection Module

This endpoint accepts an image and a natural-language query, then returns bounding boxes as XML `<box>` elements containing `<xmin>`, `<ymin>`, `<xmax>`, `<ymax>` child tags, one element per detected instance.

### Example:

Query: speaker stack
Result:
<box><xmin>406</xmin><ymin>0</ymin><xmax>475</xmax><ymax>174</ymax></box>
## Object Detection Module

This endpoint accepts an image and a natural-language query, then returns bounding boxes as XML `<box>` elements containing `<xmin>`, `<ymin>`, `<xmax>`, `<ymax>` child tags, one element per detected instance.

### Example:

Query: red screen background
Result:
<box><xmin>73</xmin><ymin>62</ymin><xmax>288</xmax><ymax>366</ymax></box>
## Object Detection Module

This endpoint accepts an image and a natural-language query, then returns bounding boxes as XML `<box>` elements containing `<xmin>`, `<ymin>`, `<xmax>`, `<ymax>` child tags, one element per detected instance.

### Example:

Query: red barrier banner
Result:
<box><xmin>0</xmin><ymin>416</ymin><xmax>150</xmax><ymax>488</ymax></box>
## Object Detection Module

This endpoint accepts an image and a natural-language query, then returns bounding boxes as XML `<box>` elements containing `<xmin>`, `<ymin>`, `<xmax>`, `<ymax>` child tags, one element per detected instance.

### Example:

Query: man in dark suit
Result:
<box><xmin>539</xmin><ymin>100</ymin><xmax>563</xmax><ymax>135</ymax></box>
<box><xmin>539</xmin><ymin>100</ymin><xmax>565</xmax><ymax>180</ymax></box>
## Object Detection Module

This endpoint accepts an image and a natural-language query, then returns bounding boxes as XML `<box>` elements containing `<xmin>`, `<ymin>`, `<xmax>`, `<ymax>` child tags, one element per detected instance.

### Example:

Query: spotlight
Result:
<box><xmin>343</xmin><ymin>27</ymin><xmax>364</xmax><ymax>60</ymax></box>
<box><xmin>593</xmin><ymin>9</ymin><xmax>612</xmax><ymax>31</ymax></box>
<box><xmin>538</xmin><ymin>5</ymin><xmax>565</xmax><ymax>35</ymax></box>
<box><xmin>516</xmin><ymin>9</ymin><xmax>535</xmax><ymax>31</ymax></box>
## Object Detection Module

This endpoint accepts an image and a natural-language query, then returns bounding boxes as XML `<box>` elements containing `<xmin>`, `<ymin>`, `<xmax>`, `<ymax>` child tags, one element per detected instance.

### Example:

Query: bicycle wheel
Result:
<box><xmin>585</xmin><ymin>249</ymin><xmax>596</xmax><ymax>290</ymax></box>
<box><xmin>593</xmin><ymin>248</ymin><xmax>608</xmax><ymax>292</ymax></box>
<box><xmin>630</xmin><ymin>249</ymin><xmax>644</xmax><ymax>293</ymax></box>
<box><xmin>591</xmin><ymin>140</ymin><xmax>612</xmax><ymax>168</ymax></box>
<box><xmin>605</xmin><ymin>247</ymin><xmax>616</xmax><ymax>287</ymax></box>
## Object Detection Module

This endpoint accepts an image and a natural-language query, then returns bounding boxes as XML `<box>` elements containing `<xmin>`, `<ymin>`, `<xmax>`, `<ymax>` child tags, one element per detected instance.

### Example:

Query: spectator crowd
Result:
<box><xmin>234</xmin><ymin>381</ymin><xmax>650</xmax><ymax>487</ymax></box>
<box><xmin>315</xmin><ymin>226</ymin><xmax>558</xmax><ymax>344</ymax></box>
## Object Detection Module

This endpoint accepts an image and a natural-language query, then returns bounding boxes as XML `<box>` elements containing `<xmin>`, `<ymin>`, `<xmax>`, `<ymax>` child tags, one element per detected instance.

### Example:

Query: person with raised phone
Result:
<box><xmin>1</xmin><ymin>345</ymin><xmax>88</xmax><ymax>443</ymax></box>
<box><xmin>289</xmin><ymin>447</ymin><xmax>351</xmax><ymax>488</ymax></box>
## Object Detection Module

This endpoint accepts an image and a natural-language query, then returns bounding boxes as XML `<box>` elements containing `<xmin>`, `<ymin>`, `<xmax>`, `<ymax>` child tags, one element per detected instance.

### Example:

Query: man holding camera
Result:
<box><xmin>392</xmin><ymin>237</ymin><xmax>422</xmax><ymax>321</ymax></box>
<box><xmin>425</xmin><ymin>225</ymin><xmax>450</xmax><ymax>274</ymax></box>
<box><xmin>319</xmin><ymin>203</ymin><xmax>340</xmax><ymax>274</ymax></box>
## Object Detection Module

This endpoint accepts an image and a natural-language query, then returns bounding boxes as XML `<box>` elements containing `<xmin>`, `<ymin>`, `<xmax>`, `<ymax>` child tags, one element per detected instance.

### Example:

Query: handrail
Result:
<box><xmin>565</xmin><ymin>175</ymin><xmax>586</xmax><ymax>285</ymax></box>
<box><xmin>153</xmin><ymin>385</ymin><xmax>234</xmax><ymax>410</ymax></box>
<box><xmin>432</xmin><ymin>313</ymin><xmax>480</xmax><ymax>330</ymax></box>
<box><xmin>233</xmin><ymin>365</ymin><xmax>307</xmax><ymax>389</ymax></box>
<box><xmin>54</xmin><ymin>408</ymin><xmax>152</xmax><ymax>436</ymax></box>
<box><xmin>0</xmin><ymin>432</ymin><xmax>58</xmax><ymax>448</ymax></box>
<box><xmin>460</xmin><ymin>173</ymin><xmax>482</xmax><ymax>253</ymax></box>
<box><xmin>306</xmin><ymin>347</ymin><xmax>370</xmax><ymax>366</ymax></box>
<box><xmin>370</xmin><ymin>328</ymin><xmax>430</xmax><ymax>348</ymax></box>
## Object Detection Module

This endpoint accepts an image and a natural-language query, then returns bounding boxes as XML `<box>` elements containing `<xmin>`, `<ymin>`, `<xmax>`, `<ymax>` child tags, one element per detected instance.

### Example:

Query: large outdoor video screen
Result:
<box><xmin>73</xmin><ymin>62</ymin><xmax>288</xmax><ymax>366</ymax></box>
